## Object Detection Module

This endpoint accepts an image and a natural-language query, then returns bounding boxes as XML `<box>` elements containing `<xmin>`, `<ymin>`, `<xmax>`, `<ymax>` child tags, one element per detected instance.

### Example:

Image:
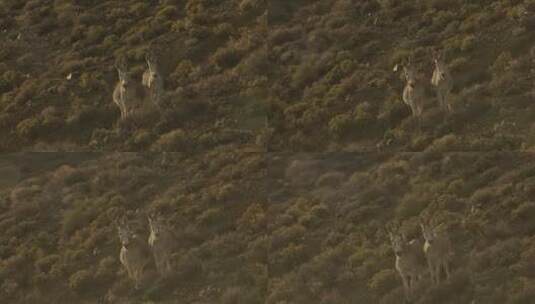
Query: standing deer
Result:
<box><xmin>420</xmin><ymin>218</ymin><xmax>453</xmax><ymax>285</ymax></box>
<box><xmin>402</xmin><ymin>60</ymin><xmax>426</xmax><ymax>121</ymax></box>
<box><xmin>142</xmin><ymin>47</ymin><xmax>164</xmax><ymax>109</ymax></box>
<box><xmin>431</xmin><ymin>50</ymin><xmax>453</xmax><ymax>113</ymax></box>
<box><xmin>148</xmin><ymin>213</ymin><xmax>176</xmax><ymax>277</ymax></box>
<box><xmin>113</xmin><ymin>59</ymin><xmax>145</xmax><ymax>120</ymax></box>
<box><xmin>255</xmin><ymin>116</ymin><xmax>274</xmax><ymax>152</ymax></box>
<box><xmin>388</xmin><ymin>225</ymin><xmax>427</xmax><ymax>301</ymax></box>
<box><xmin>116</xmin><ymin>216</ymin><xmax>152</xmax><ymax>289</ymax></box>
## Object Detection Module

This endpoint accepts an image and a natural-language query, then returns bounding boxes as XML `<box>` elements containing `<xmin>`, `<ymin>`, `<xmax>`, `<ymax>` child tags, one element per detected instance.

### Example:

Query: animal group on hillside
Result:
<box><xmin>388</xmin><ymin>216</ymin><xmax>454</xmax><ymax>302</ymax></box>
<box><xmin>401</xmin><ymin>49</ymin><xmax>454</xmax><ymax>121</ymax></box>
<box><xmin>116</xmin><ymin>212</ymin><xmax>176</xmax><ymax>289</ymax></box>
<box><xmin>112</xmin><ymin>45</ymin><xmax>164</xmax><ymax>121</ymax></box>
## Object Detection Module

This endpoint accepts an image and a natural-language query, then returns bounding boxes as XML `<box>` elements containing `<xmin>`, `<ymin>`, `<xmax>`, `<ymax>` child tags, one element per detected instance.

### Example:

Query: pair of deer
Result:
<box><xmin>115</xmin><ymin>213</ymin><xmax>176</xmax><ymax>289</ymax></box>
<box><xmin>387</xmin><ymin>218</ymin><xmax>453</xmax><ymax>301</ymax></box>
<box><xmin>402</xmin><ymin>50</ymin><xmax>453</xmax><ymax>120</ymax></box>
<box><xmin>112</xmin><ymin>48</ymin><xmax>164</xmax><ymax>121</ymax></box>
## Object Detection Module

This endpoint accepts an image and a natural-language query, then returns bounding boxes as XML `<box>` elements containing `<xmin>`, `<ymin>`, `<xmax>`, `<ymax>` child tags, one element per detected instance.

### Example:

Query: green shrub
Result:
<box><xmin>328</xmin><ymin>113</ymin><xmax>356</xmax><ymax>139</ymax></box>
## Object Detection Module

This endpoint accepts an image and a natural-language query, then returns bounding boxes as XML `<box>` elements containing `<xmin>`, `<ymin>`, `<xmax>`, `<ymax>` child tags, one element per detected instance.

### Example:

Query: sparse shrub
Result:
<box><xmin>328</xmin><ymin>113</ymin><xmax>356</xmax><ymax>139</ymax></box>
<box><xmin>426</xmin><ymin>134</ymin><xmax>462</xmax><ymax>152</ymax></box>
<box><xmin>197</xmin><ymin>208</ymin><xmax>223</xmax><ymax>226</ymax></box>
<box><xmin>16</xmin><ymin>117</ymin><xmax>41</xmax><ymax>139</ymax></box>
<box><xmin>69</xmin><ymin>269</ymin><xmax>93</xmax><ymax>293</ymax></box>
<box><xmin>511</xmin><ymin>202</ymin><xmax>535</xmax><ymax>234</ymax></box>
<box><xmin>10</xmin><ymin>185</ymin><xmax>41</xmax><ymax>205</ymax></box>
<box><xmin>396</xmin><ymin>190</ymin><xmax>431</xmax><ymax>218</ymax></box>
<box><xmin>213</xmin><ymin>46</ymin><xmax>244</xmax><ymax>69</ymax></box>
<box><xmin>62</xmin><ymin>202</ymin><xmax>97</xmax><ymax>236</ymax></box>
<box><xmin>353</xmin><ymin>102</ymin><xmax>376</xmax><ymax>131</ymax></box>
<box><xmin>460</xmin><ymin>34</ymin><xmax>476</xmax><ymax>51</ymax></box>
<box><xmin>238</xmin><ymin>203</ymin><xmax>266</xmax><ymax>233</ymax></box>
<box><xmin>152</xmin><ymin>129</ymin><xmax>190</xmax><ymax>151</ymax></box>
<box><xmin>368</xmin><ymin>269</ymin><xmax>397</xmax><ymax>295</ymax></box>
<box><xmin>316</xmin><ymin>171</ymin><xmax>345</xmax><ymax>188</ymax></box>
<box><xmin>157</xmin><ymin>6</ymin><xmax>178</xmax><ymax>19</ymax></box>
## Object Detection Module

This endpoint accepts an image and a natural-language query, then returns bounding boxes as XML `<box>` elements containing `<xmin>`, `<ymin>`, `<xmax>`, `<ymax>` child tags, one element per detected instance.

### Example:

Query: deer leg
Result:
<box><xmin>438</xmin><ymin>90</ymin><xmax>445</xmax><ymax>112</ymax></box>
<box><xmin>409</xmin><ymin>103</ymin><xmax>417</xmax><ymax>120</ymax></box>
<box><xmin>446</xmin><ymin>92</ymin><xmax>453</xmax><ymax>113</ymax></box>
<box><xmin>123</xmin><ymin>262</ymin><xmax>134</xmax><ymax>281</ymax></box>
<box><xmin>435</xmin><ymin>262</ymin><xmax>441</xmax><ymax>284</ymax></box>
<box><xmin>444</xmin><ymin>260</ymin><xmax>451</xmax><ymax>280</ymax></box>
<box><xmin>427</xmin><ymin>259</ymin><xmax>435</xmax><ymax>285</ymax></box>
<box><xmin>165</xmin><ymin>256</ymin><xmax>172</xmax><ymax>276</ymax></box>
<box><xmin>155</xmin><ymin>257</ymin><xmax>162</xmax><ymax>275</ymax></box>
<box><xmin>121</xmin><ymin>103</ymin><xmax>127</xmax><ymax>120</ymax></box>
<box><xmin>133</xmin><ymin>269</ymin><xmax>140</xmax><ymax>290</ymax></box>
<box><xmin>400</xmin><ymin>273</ymin><xmax>410</xmax><ymax>301</ymax></box>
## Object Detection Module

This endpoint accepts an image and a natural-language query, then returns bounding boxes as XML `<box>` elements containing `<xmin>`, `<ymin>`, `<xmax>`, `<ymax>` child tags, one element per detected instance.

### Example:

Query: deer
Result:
<box><xmin>142</xmin><ymin>47</ymin><xmax>164</xmax><ymax>110</ymax></box>
<box><xmin>430</xmin><ymin>49</ymin><xmax>453</xmax><ymax>113</ymax></box>
<box><xmin>402</xmin><ymin>59</ymin><xmax>426</xmax><ymax>122</ymax></box>
<box><xmin>255</xmin><ymin>116</ymin><xmax>274</xmax><ymax>152</ymax></box>
<box><xmin>387</xmin><ymin>224</ymin><xmax>427</xmax><ymax>301</ymax></box>
<box><xmin>420</xmin><ymin>217</ymin><xmax>454</xmax><ymax>285</ymax></box>
<box><xmin>116</xmin><ymin>216</ymin><xmax>152</xmax><ymax>289</ymax></box>
<box><xmin>112</xmin><ymin>58</ymin><xmax>146</xmax><ymax>121</ymax></box>
<box><xmin>148</xmin><ymin>212</ymin><xmax>177</xmax><ymax>277</ymax></box>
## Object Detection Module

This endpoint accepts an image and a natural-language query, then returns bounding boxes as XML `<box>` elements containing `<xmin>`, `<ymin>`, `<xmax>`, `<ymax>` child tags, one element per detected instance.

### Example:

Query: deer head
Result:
<box><xmin>403</xmin><ymin>57</ymin><xmax>417</xmax><ymax>86</ymax></box>
<box><xmin>419</xmin><ymin>217</ymin><xmax>438</xmax><ymax>244</ymax></box>
<box><xmin>144</xmin><ymin>48</ymin><xmax>160</xmax><ymax>88</ymax></box>
<box><xmin>115</xmin><ymin>58</ymin><xmax>130</xmax><ymax>88</ymax></box>
<box><xmin>148</xmin><ymin>212</ymin><xmax>167</xmax><ymax>238</ymax></box>
<box><xmin>116</xmin><ymin>216</ymin><xmax>137</xmax><ymax>248</ymax></box>
<box><xmin>387</xmin><ymin>222</ymin><xmax>407</xmax><ymax>257</ymax></box>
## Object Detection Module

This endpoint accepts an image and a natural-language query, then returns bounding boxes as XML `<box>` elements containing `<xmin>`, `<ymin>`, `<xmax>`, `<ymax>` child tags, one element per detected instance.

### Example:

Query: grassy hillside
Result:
<box><xmin>0</xmin><ymin>0</ymin><xmax>267</xmax><ymax>151</ymax></box>
<box><xmin>0</xmin><ymin>152</ymin><xmax>266</xmax><ymax>303</ymax></box>
<box><xmin>267</xmin><ymin>152</ymin><xmax>535</xmax><ymax>303</ymax></box>
<box><xmin>3</xmin><ymin>0</ymin><xmax>535</xmax><ymax>303</ymax></box>
<box><xmin>3</xmin><ymin>152</ymin><xmax>535</xmax><ymax>303</ymax></box>
<box><xmin>267</xmin><ymin>0</ymin><xmax>535</xmax><ymax>152</ymax></box>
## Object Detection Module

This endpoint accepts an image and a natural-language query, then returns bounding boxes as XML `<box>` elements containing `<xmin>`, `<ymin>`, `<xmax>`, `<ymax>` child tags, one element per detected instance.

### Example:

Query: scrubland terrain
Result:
<box><xmin>0</xmin><ymin>0</ymin><xmax>267</xmax><ymax>151</ymax></box>
<box><xmin>0</xmin><ymin>152</ymin><xmax>266</xmax><ymax>303</ymax></box>
<box><xmin>2</xmin><ymin>0</ymin><xmax>535</xmax><ymax>303</ymax></box>
<box><xmin>4</xmin><ymin>152</ymin><xmax>535</xmax><ymax>303</ymax></box>
<box><xmin>268</xmin><ymin>0</ymin><xmax>535</xmax><ymax>152</ymax></box>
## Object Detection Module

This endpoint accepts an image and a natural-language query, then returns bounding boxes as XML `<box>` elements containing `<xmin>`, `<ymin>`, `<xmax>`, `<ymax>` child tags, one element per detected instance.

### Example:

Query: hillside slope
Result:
<box><xmin>267</xmin><ymin>0</ymin><xmax>535</xmax><ymax>152</ymax></box>
<box><xmin>0</xmin><ymin>151</ymin><xmax>266</xmax><ymax>303</ymax></box>
<box><xmin>3</xmin><ymin>152</ymin><xmax>535</xmax><ymax>303</ymax></box>
<box><xmin>267</xmin><ymin>151</ymin><xmax>535</xmax><ymax>303</ymax></box>
<box><xmin>3</xmin><ymin>0</ymin><xmax>535</xmax><ymax>303</ymax></box>
<box><xmin>0</xmin><ymin>0</ymin><xmax>267</xmax><ymax>151</ymax></box>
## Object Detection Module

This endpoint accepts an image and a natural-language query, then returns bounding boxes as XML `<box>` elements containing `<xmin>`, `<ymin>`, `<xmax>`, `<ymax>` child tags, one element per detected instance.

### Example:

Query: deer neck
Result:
<box><xmin>148</xmin><ymin>230</ymin><xmax>158</xmax><ymax>246</ymax></box>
